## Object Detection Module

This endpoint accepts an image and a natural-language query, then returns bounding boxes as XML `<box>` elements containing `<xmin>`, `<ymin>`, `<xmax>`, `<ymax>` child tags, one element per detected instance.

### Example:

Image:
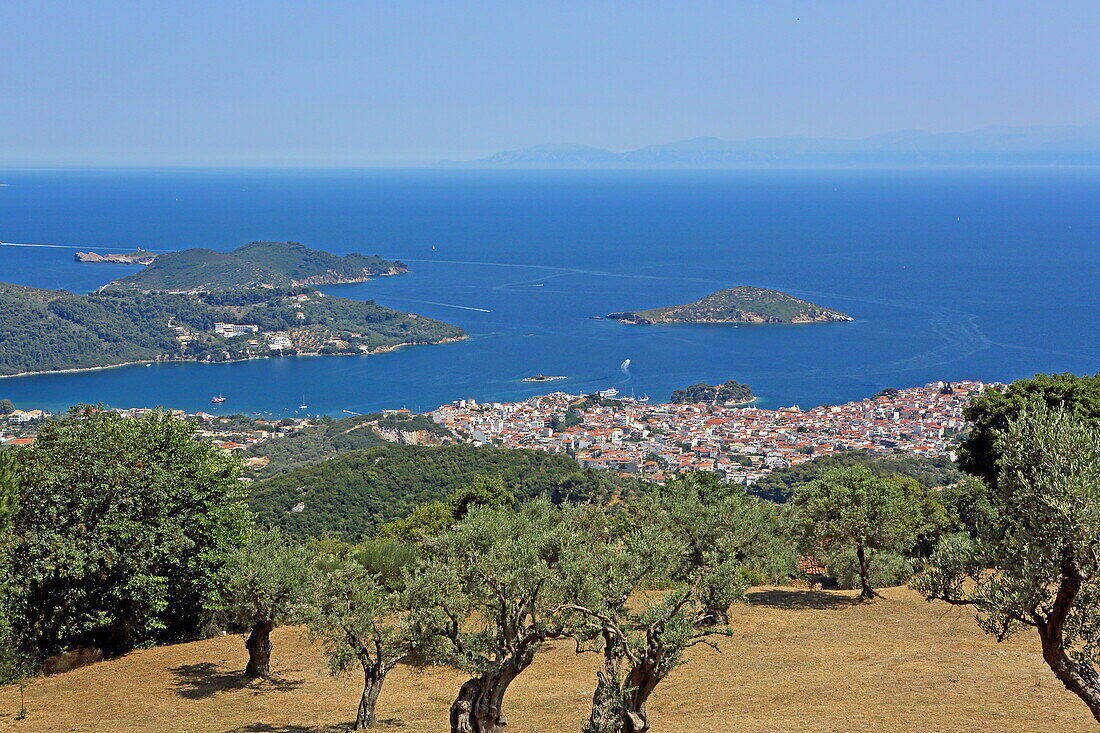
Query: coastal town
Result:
<box><xmin>4</xmin><ymin>380</ymin><xmax>987</xmax><ymax>486</ymax></box>
<box><xmin>430</xmin><ymin>381</ymin><xmax>988</xmax><ymax>484</ymax></box>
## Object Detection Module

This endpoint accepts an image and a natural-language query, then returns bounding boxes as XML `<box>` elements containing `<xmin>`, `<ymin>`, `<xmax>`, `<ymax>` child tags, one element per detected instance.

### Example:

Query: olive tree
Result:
<box><xmin>557</xmin><ymin>498</ymin><xmax>747</xmax><ymax>733</ymax></box>
<box><xmin>405</xmin><ymin>498</ymin><xmax>585</xmax><ymax>733</ymax></box>
<box><xmin>915</xmin><ymin>403</ymin><xmax>1100</xmax><ymax>722</ymax></box>
<box><xmin>449</xmin><ymin>473</ymin><xmax>514</xmax><ymax>520</ymax></box>
<box><xmin>792</xmin><ymin>465</ymin><xmax>922</xmax><ymax>600</ymax></box>
<box><xmin>219</xmin><ymin>528</ymin><xmax>313</xmax><ymax>677</ymax></box>
<box><xmin>643</xmin><ymin>472</ymin><xmax>794</xmax><ymax>624</ymax></box>
<box><xmin>305</xmin><ymin>564</ymin><xmax>426</xmax><ymax>729</ymax></box>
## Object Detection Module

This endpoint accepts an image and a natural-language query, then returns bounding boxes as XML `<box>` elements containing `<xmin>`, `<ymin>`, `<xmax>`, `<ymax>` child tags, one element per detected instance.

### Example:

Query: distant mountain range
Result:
<box><xmin>443</xmin><ymin>122</ymin><xmax>1100</xmax><ymax>168</ymax></box>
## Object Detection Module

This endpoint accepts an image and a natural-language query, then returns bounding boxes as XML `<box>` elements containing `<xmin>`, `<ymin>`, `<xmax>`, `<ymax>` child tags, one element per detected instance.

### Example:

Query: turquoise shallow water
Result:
<box><xmin>1</xmin><ymin>167</ymin><xmax>1098</xmax><ymax>417</ymax></box>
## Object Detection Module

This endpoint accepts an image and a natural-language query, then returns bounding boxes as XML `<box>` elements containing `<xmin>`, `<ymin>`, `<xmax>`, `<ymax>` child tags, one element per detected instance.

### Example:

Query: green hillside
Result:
<box><xmin>0</xmin><ymin>285</ymin><xmax>463</xmax><ymax>376</ymax></box>
<box><xmin>248</xmin><ymin>443</ymin><xmax>647</xmax><ymax>541</ymax></box>
<box><xmin>608</xmin><ymin>286</ymin><xmax>852</xmax><ymax>324</ymax></box>
<box><xmin>246</xmin><ymin>411</ymin><xmax>452</xmax><ymax>476</ymax></box>
<box><xmin>105</xmin><ymin>241</ymin><xmax>407</xmax><ymax>292</ymax></box>
<box><xmin>749</xmin><ymin>450</ymin><xmax>963</xmax><ymax>503</ymax></box>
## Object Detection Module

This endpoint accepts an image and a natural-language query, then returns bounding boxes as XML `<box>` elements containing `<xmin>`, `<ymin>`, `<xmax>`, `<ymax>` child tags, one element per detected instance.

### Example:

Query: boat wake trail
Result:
<box><xmin>378</xmin><ymin>296</ymin><xmax>492</xmax><ymax>313</ymax></box>
<box><xmin>620</xmin><ymin>358</ymin><xmax>632</xmax><ymax>384</ymax></box>
<box><xmin>401</xmin><ymin>258</ymin><xmax>722</xmax><ymax>284</ymax></box>
<box><xmin>1</xmin><ymin>242</ymin><xmax>170</xmax><ymax>252</ymax></box>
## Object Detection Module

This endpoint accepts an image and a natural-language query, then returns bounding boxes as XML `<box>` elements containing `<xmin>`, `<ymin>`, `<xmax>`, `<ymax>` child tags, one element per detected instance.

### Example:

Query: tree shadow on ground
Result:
<box><xmin>745</xmin><ymin>589</ymin><xmax>861</xmax><ymax>610</ymax></box>
<box><xmin>221</xmin><ymin>721</ymin><xmax>341</xmax><ymax>726</ymax></box>
<box><xmin>226</xmin><ymin>722</ymin><xmax>404</xmax><ymax>732</ymax></box>
<box><xmin>170</xmin><ymin>662</ymin><xmax>306</xmax><ymax>700</ymax></box>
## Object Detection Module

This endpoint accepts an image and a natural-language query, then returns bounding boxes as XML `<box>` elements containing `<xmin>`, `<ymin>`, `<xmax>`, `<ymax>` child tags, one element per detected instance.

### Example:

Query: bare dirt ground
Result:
<box><xmin>1</xmin><ymin>586</ymin><xmax>1094</xmax><ymax>732</ymax></box>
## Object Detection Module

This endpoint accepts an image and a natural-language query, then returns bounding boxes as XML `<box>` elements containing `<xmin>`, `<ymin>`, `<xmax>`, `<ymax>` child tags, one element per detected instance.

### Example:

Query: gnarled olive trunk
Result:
<box><xmin>855</xmin><ymin>544</ymin><xmax>878</xmax><ymax>601</ymax></box>
<box><xmin>354</xmin><ymin>661</ymin><xmax>388</xmax><ymax>730</ymax></box>
<box><xmin>585</xmin><ymin>649</ymin><xmax>660</xmax><ymax>733</ymax></box>
<box><xmin>584</xmin><ymin>636</ymin><xmax>626</xmax><ymax>733</ymax></box>
<box><xmin>693</xmin><ymin>607</ymin><xmax>729</xmax><ymax>627</ymax></box>
<box><xmin>1038</xmin><ymin>564</ymin><xmax>1100</xmax><ymax>723</ymax></box>
<box><xmin>619</xmin><ymin>659</ymin><xmax>661</xmax><ymax>733</ymax></box>
<box><xmin>450</xmin><ymin>664</ymin><xmax>524</xmax><ymax>733</ymax></box>
<box><xmin>244</xmin><ymin>618</ymin><xmax>274</xmax><ymax>677</ymax></box>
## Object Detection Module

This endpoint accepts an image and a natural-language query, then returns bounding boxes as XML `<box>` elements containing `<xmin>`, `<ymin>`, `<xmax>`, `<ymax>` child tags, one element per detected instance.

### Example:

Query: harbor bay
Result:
<box><xmin>1</xmin><ymin>167</ymin><xmax>1098</xmax><ymax>416</ymax></box>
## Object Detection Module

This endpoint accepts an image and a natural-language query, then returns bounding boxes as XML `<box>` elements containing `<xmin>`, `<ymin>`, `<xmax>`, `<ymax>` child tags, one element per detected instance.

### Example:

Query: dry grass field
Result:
<box><xmin>1</xmin><ymin>586</ymin><xmax>1094</xmax><ymax>733</ymax></box>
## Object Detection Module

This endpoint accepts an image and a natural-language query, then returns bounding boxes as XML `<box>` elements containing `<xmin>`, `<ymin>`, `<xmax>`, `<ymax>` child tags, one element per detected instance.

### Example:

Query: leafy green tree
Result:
<box><xmin>915</xmin><ymin>403</ymin><xmax>1100</xmax><ymax>723</ymax></box>
<box><xmin>937</xmin><ymin>475</ymin><xmax>1001</xmax><ymax>539</ymax></box>
<box><xmin>380</xmin><ymin>475</ymin><xmax>517</xmax><ymax>546</ymax></box>
<box><xmin>0</xmin><ymin>399</ymin><xmax>14</xmax><ymax>415</ymax></box>
<box><xmin>884</xmin><ymin>474</ymin><xmax>952</xmax><ymax>558</ymax></box>
<box><xmin>792</xmin><ymin>465</ymin><xmax>922</xmax><ymax>600</ymax></box>
<box><xmin>957</xmin><ymin>372</ymin><xmax>1100</xmax><ymax>485</ymax></box>
<box><xmin>6</xmin><ymin>407</ymin><xmax>252</xmax><ymax>656</ymax></box>
<box><xmin>219</xmin><ymin>528</ymin><xmax>313</xmax><ymax>678</ymax></box>
<box><xmin>450</xmin><ymin>474</ymin><xmax>514</xmax><ymax>520</ymax></box>
<box><xmin>405</xmin><ymin>499</ymin><xmax>585</xmax><ymax>733</ymax></box>
<box><xmin>305</xmin><ymin>564</ymin><xmax>427</xmax><ymax>729</ymax></box>
<box><xmin>379</xmin><ymin>501</ymin><xmax>455</xmax><ymax>544</ymax></box>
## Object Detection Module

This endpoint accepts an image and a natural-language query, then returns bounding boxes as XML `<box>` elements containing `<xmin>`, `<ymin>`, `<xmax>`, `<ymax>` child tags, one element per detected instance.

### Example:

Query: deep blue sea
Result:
<box><xmin>1</xmin><ymin>167</ymin><xmax>1098</xmax><ymax>417</ymax></box>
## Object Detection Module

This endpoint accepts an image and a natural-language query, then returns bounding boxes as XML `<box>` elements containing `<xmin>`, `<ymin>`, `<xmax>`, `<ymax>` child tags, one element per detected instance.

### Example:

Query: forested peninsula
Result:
<box><xmin>0</xmin><ymin>282</ymin><xmax>464</xmax><ymax>377</ymax></box>
<box><xmin>102</xmin><ymin>240</ymin><xmax>408</xmax><ymax>292</ymax></box>
<box><xmin>607</xmin><ymin>286</ymin><xmax>852</xmax><ymax>325</ymax></box>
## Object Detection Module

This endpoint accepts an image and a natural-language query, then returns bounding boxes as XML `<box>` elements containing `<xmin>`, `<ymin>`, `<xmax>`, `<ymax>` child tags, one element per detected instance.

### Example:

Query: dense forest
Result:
<box><xmin>670</xmin><ymin>379</ymin><xmax>754</xmax><ymax>404</ymax></box>
<box><xmin>248</xmin><ymin>443</ymin><xmax>647</xmax><ymax>541</ymax></box>
<box><xmin>246</xmin><ymin>412</ymin><xmax>452</xmax><ymax>475</ymax></box>
<box><xmin>104</xmin><ymin>241</ymin><xmax>407</xmax><ymax>292</ymax></box>
<box><xmin>0</xmin><ymin>284</ymin><xmax>463</xmax><ymax>376</ymax></box>
<box><xmin>748</xmin><ymin>449</ymin><xmax>964</xmax><ymax>502</ymax></box>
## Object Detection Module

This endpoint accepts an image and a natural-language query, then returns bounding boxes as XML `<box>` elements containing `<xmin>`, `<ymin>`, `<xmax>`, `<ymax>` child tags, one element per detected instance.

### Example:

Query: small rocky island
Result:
<box><xmin>523</xmin><ymin>374</ymin><xmax>567</xmax><ymax>382</ymax></box>
<box><xmin>75</xmin><ymin>250</ymin><xmax>158</xmax><ymax>265</ymax></box>
<box><xmin>606</xmin><ymin>286</ymin><xmax>852</xmax><ymax>325</ymax></box>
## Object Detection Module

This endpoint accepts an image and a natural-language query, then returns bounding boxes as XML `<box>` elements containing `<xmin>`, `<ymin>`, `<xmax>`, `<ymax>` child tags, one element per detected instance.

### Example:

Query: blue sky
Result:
<box><xmin>2</xmin><ymin>1</ymin><xmax>1098</xmax><ymax>166</ymax></box>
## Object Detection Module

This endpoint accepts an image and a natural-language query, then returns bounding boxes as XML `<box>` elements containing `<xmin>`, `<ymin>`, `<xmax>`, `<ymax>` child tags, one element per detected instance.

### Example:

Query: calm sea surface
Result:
<box><xmin>1</xmin><ymin>167</ymin><xmax>1098</xmax><ymax>417</ymax></box>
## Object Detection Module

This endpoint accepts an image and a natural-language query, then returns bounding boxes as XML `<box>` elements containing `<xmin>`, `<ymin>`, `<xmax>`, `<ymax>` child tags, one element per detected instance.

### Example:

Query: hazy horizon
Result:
<box><xmin>3</xmin><ymin>1</ymin><xmax>1100</xmax><ymax>167</ymax></box>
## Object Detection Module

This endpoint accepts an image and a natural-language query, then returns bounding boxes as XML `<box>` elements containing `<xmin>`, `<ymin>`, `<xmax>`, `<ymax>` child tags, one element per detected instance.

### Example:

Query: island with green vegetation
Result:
<box><xmin>0</xmin><ymin>282</ymin><xmax>464</xmax><ymax>377</ymax></box>
<box><xmin>670</xmin><ymin>379</ymin><xmax>755</xmax><ymax>405</ymax></box>
<box><xmin>522</xmin><ymin>374</ymin><xmax>567</xmax><ymax>382</ymax></box>
<box><xmin>606</xmin><ymin>286</ymin><xmax>853</xmax><ymax>325</ymax></box>
<box><xmin>103</xmin><ymin>240</ymin><xmax>408</xmax><ymax>292</ymax></box>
